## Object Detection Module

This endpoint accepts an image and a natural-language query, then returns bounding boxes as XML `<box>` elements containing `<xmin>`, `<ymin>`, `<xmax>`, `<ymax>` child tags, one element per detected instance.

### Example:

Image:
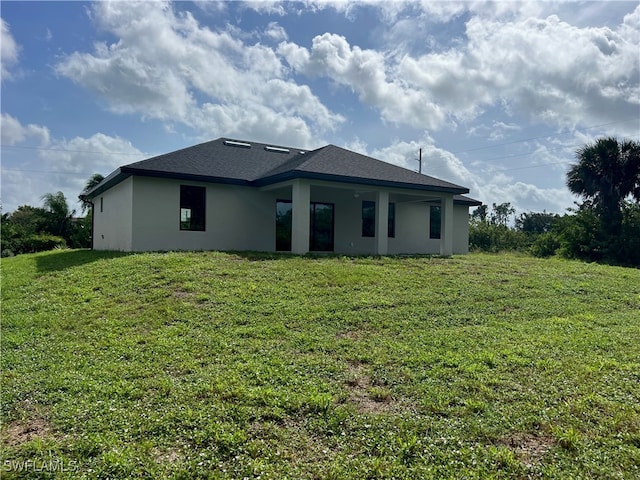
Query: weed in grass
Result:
<box><xmin>551</xmin><ymin>425</ymin><xmax>582</xmax><ymax>452</ymax></box>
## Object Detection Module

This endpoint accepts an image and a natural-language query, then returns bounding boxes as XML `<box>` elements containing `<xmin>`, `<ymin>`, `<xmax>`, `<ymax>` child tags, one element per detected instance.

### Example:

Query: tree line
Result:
<box><xmin>471</xmin><ymin>137</ymin><xmax>640</xmax><ymax>267</ymax></box>
<box><xmin>1</xmin><ymin>174</ymin><xmax>103</xmax><ymax>257</ymax></box>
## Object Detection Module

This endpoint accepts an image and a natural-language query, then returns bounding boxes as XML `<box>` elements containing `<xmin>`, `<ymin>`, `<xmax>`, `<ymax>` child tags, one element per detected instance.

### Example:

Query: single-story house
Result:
<box><xmin>81</xmin><ymin>138</ymin><xmax>481</xmax><ymax>255</ymax></box>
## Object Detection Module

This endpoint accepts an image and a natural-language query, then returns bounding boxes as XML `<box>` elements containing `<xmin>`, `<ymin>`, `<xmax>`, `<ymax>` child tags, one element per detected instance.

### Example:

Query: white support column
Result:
<box><xmin>440</xmin><ymin>195</ymin><xmax>454</xmax><ymax>256</ymax></box>
<box><xmin>291</xmin><ymin>180</ymin><xmax>310</xmax><ymax>254</ymax></box>
<box><xmin>375</xmin><ymin>191</ymin><xmax>389</xmax><ymax>255</ymax></box>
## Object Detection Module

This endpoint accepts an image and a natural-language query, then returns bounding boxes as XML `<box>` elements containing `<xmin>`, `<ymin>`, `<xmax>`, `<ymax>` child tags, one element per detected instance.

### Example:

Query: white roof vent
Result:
<box><xmin>224</xmin><ymin>140</ymin><xmax>251</xmax><ymax>148</ymax></box>
<box><xmin>265</xmin><ymin>145</ymin><xmax>290</xmax><ymax>153</ymax></box>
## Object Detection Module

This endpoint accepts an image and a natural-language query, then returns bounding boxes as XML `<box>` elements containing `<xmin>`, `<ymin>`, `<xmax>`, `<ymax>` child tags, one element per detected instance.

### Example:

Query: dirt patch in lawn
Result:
<box><xmin>152</xmin><ymin>446</ymin><xmax>182</xmax><ymax>464</ymax></box>
<box><xmin>336</xmin><ymin>330</ymin><xmax>364</xmax><ymax>341</ymax></box>
<box><xmin>344</xmin><ymin>362</ymin><xmax>397</xmax><ymax>414</ymax></box>
<box><xmin>497</xmin><ymin>432</ymin><xmax>555</xmax><ymax>467</ymax></box>
<box><xmin>3</xmin><ymin>418</ymin><xmax>52</xmax><ymax>447</ymax></box>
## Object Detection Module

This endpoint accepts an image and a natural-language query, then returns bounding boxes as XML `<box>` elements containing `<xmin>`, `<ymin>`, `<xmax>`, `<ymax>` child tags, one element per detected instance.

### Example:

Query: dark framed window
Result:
<box><xmin>276</xmin><ymin>200</ymin><xmax>292</xmax><ymax>251</ymax></box>
<box><xmin>388</xmin><ymin>202</ymin><xmax>395</xmax><ymax>238</ymax></box>
<box><xmin>430</xmin><ymin>205</ymin><xmax>441</xmax><ymax>239</ymax></box>
<box><xmin>310</xmin><ymin>202</ymin><xmax>334</xmax><ymax>252</ymax></box>
<box><xmin>100</xmin><ymin>197</ymin><xmax>103</xmax><ymax>213</ymax></box>
<box><xmin>180</xmin><ymin>185</ymin><xmax>206</xmax><ymax>231</ymax></box>
<box><xmin>362</xmin><ymin>200</ymin><xmax>375</xmax><ymax>237</ymax></box>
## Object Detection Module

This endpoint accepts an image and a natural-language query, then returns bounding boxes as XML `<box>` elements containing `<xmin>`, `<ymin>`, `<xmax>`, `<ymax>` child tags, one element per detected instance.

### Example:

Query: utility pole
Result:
<box><xmin>416</xmin><ymin>148</ymin><xmax>422</xmax><ymax>174</ymax></box>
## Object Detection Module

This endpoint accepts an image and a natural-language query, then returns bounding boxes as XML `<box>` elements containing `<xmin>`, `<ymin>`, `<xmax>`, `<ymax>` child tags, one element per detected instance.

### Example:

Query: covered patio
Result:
<box><xmin>262</xmin><ymin>178</ymin><xmax>465</xmax><ymax>256</ymax></box>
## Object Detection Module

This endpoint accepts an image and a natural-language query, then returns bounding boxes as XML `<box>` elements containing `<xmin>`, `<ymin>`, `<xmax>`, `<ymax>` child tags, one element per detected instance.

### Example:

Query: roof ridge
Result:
<box><xmin>318</xmin><ymin>144</ymin><xmax>466</xmax><ymax>189</ymax></box>
<box><xmin>258</xmin><ymin>145</ymin><xmax>328</xmax><ymax>178</ymax></box>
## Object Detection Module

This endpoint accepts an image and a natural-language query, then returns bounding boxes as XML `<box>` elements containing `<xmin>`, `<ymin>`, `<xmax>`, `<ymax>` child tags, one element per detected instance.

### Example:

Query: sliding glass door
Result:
<box><xmin>310</xmin><ymin>202</ymin><xmax>334</xmax><ymax>252</ymax></box>
<box><xmin>275</xmin><ymin>200</ymin><xmax>334</xmax><ymax>252</ymax></box>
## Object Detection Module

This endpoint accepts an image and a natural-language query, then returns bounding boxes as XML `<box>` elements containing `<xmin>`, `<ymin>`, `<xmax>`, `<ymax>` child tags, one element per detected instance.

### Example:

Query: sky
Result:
<box><xmin>1</xmin><ymin>0</ymin><xmax>639</xmax><ymax>216</ymax></box>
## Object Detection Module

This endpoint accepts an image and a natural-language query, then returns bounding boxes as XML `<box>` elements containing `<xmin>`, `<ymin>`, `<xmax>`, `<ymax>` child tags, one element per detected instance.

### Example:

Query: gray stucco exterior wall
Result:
<box><xmin>91</xmin><ymin>176</ymin><xmax>472</xmax><ymax>254</ymax></box>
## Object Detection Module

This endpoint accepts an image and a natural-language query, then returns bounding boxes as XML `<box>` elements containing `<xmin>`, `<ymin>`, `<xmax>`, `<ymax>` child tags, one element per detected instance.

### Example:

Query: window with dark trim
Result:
<box><xmin>100</xmin><ymin>197</ymin><xmax>103</xmax><ymax>213</ymax></box>
<box><xmin>180</xmin><ymin>185</ymin><xmax>206</xmax><ymax>231</ymax></box>
<box><xmin>430</xmin><ymin>205</ymin><xmax>441</xmax><ymax>239</ymax></box>
<box><xmin>362</xmin><ymin>200</ymin><xmax>375</xmax><ymax>237</ymax></box>
<box><xmin>388</xmin><ymin>202</ymin><xmax>395</xmax><ymax>238</ymax></box>
<box><xmin>275</xmin><ymin>200</ymin><xmax>292</xmax><ymax>251</ymax></box>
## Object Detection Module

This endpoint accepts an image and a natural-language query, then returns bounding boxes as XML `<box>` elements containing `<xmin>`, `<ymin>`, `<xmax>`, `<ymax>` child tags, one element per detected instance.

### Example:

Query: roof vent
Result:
<box><xmin>265</xmin><ymin>145</ymin><xmax>290</xmax><ymax>153</ymax></box>
<box><xmin>224</xmin><ymin>140</ymin><xmax>251</xmax><ymax>148</ymax></box>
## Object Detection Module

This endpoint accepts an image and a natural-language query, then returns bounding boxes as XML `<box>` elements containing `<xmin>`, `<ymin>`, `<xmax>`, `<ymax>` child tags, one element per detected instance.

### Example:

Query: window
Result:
<box><xmin>180</xmin><ymin>185</ymin><xmax>206</xmax><ymax>231</ymax></box>
<box><xmin>362</xmin><ymin>201</ymin><xmax>375</xmax><ymax>237</ymax></box>
<box><xmin>388</xmin><ymin>202</ymin><xmax>395</xmax><ymax>238</ymax></box>
<box><xmin>100</xmin><ymin>197</ymin><xmax>103</xmax><ymax>213</ymax></box>
<box><xmin>276</xmin><ymin>200</ymin><xmax>292</xmax><ymax>251</ymax></box>
<box><xmin>430</xmin><ymin>205</ymin><xmax>441</xmax><ymax>239</ymax></box>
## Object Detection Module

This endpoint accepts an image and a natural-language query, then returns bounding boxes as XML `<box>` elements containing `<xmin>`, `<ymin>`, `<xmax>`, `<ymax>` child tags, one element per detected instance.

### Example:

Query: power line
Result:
<box><xmin>2</xmin><ymin>168</ymin><xmax>100</xmax><ymax>176</ymax></box>
<box><xmin>500</xmin><ymin>161</ymin><xmax>572</xmax><ymax>172</ymax></box>
<box><xmin>467</xmin><ymin>132</ymin><xmax>640</xmax><ymax>167</ymax></box>
<box><xmin>0</xmin><ymin>144</ymin><xmax>146</xmax><ymax>156</ymax></box>
<box><xmin>2</xmin><ymin>118</ymin><xmax>638</xmax><ymax>159</ymax></box>
<box><xmin>2</xmin><ymin>121</ymin><xmax>638</xmax><ymax>176</ymax></box>
<box><xmin>451</xmin><ymin>117</ymin><xmax>640</xmax><ymax>155</ymax></box>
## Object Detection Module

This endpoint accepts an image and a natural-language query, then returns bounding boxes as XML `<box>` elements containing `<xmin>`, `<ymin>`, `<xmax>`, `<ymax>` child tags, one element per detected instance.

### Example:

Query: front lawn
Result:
<box><xmin>2</xmin><ymin>250</ymin><xmax>639</xmax><ymax>478</ymax></box>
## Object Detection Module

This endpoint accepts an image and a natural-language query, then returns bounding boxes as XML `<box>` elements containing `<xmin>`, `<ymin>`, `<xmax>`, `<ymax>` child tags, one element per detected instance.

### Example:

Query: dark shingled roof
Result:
<box><xmin>83</xmin><ymin>138</ymin><xmax>479</xmax><ymax>200</ymax></box>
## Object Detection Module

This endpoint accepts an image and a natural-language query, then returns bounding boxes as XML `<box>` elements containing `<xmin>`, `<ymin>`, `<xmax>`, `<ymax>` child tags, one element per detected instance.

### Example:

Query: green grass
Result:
<box><xmin>1</xmin><ymin>250</ymin><xmax>639</xmax><ymax>479</ymax></box>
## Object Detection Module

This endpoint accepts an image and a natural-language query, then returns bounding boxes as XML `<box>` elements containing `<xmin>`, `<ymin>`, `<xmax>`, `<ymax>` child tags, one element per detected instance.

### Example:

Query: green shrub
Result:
<box><xmin>530</xmin><ymin>232</ymin><xmax>560</xmax><ymax>257</ymax></box>
<box><xmin>469</xmin><ymin>223</ymin><xmax>528</xmax><ymax>252</ymax></box>
<box><xmin>22</xmin><ymin>234</ymin><xmax>67</xmax><ymax>253</ymax></box>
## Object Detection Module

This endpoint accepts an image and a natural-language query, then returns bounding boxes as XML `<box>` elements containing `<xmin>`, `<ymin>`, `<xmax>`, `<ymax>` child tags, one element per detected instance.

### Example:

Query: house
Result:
<box><xmin>82</xmin><ymin>138</ymin><xmax>481</xmax><ymax>255</ymax></box>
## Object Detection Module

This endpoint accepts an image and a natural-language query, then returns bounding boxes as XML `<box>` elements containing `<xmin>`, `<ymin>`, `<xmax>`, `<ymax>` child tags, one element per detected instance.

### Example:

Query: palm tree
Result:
<box><xmin>566</xmin><ymin>137</ymin><xmax>640</xmax><ymax>233</ymax></box>
<box><xmin>79</xmin><ymin>173</ymin><xmax>105</xmax><ymax>213</ymax></box>
<box><xmin>41</xmin><ymin>191</ymin><xmax>75</xmax><ymax>240</ymax></box>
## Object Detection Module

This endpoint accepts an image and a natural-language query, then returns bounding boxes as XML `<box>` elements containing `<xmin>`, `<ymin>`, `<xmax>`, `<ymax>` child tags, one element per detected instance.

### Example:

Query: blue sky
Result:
<box><xmin>2</xmin><ymin>1</ymin><xmax>639</xmax><ymax>215</ymax></box>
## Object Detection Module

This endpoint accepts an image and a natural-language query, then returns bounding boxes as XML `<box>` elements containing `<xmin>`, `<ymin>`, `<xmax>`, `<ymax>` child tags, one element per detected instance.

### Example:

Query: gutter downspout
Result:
<box><xmin>90</xmin><ymin>201</ymin><xmax>95</xmax><ymax>250</ymax></box>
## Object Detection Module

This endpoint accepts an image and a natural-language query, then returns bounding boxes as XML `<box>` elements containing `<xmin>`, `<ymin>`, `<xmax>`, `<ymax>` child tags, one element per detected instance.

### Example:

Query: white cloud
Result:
<box><xmin>278</xmin><ymin>4</ymin><xmax>638</xmax><ymax>133</ymax></box>
<box><xmin>279</xmin><ymin>33</ymin><xmax>448</xmax><ymax>130</ymax></box>
<box><xmin>1</xmin><ymin>18</ymin><xmax>19</xmax><ymax>81</ymax></box>
<box><xmin>401</xmin><ymin>11</ymin><xmax>639</xmax><ymax>129</ymax></box>
<box><xmin>482</xmin><ymin>180</ymin><xmax>573</xmax><ymax>215</ymax></box>
<box><xmin>1</xmin><ymin>130</ymin><xmax>145</xmax><ymax>213</ymax></box>
<box><xmin>0</xmin><ymin>113</ymin><xmax>50</xmax><ymax>146</ymax></box>
<box><xmin>55</xmin><ymin>1</ymin><xmax>343</xmax><ymax>147</ymax></box>
<box><xmin>240</xmin><ymin>1</ymin><xmax>287</xmax><ymax>16</ymax></box>
<box><xmin>42</xmin><ymin>133</ymin><xmax>144</xmax><ymax>175</ymax></box>
<box><xmin>264</xmin><ymin>22</ymin><xmax>288</xmax><ymax>42</ymax></box>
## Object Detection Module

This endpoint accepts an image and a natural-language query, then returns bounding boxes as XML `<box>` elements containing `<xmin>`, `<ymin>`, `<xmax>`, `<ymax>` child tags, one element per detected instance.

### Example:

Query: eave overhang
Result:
<box><xmin>254</xmin><ymin>171</ymin><xmax>470</xmax><ymax>195</ymax></box>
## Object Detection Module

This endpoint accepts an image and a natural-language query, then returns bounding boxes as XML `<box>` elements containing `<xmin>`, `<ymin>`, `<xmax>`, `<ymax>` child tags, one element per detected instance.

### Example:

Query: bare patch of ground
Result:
<box><xmin>497</xmin><ymin>432</ymin><xmax>555</xmax><ymax>467</ymax></box>
<box><xmin>335</xmin><ymin>330</ymin><xmax>363</xmax><ymax>341</ymax></box>
<box><xmin>3</xmin><ymin>418</ymin><xmax>51</xmax><ymax>447</ymax></box>
<box><xmin>172</xmin><ymin>288</ymin><xmax>192</xmax><ymax>299</ymax></box>
<box><xmin>344</xmin><ymin>362</ymin><xmax>397</xmax><ymax>414</ymax></box>
<box><xmin>152</xmin><ymin>446</ymin><xmax>182</xmax><ymax>464</ymax></box>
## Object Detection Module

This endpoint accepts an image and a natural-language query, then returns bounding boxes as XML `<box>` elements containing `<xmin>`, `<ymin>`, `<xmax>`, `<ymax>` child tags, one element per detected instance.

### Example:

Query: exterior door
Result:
<box><xmin>310</xmin><ymin>202</ymin><xmax>334</xmax><ymax>252</ymax></box>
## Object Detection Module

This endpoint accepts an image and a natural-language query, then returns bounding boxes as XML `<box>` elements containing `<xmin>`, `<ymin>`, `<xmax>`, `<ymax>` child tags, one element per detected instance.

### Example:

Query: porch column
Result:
<box><xmin>291</xmin><ymin>180</ymin><xmax>310</xmax><ymax>254</ymax></box>
<box><xmin>440</xmin><ymin>195</ymin><xmax>454</xmax><ymax>256</ymax></box>
<box><xmin>375</xmin><ymin>191</ymin><xmax>389</xmax><ymax>255</ymax></box>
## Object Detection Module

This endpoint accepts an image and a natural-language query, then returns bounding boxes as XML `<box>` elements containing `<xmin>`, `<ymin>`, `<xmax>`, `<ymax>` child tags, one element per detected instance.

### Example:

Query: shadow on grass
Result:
<box><xmin>34</xmin><ymin>249</ymin><xmax>454</xmax><ymax>271</ymax></box>
<box><xmin>35</xmin><ymin>249</ymin><xmax>133</xmax><ymax>273</ymax></box>
<box><xmin>226</xmin><ymin>250</ymin><xmax>454</xmax><ymax>262</ymax></box>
